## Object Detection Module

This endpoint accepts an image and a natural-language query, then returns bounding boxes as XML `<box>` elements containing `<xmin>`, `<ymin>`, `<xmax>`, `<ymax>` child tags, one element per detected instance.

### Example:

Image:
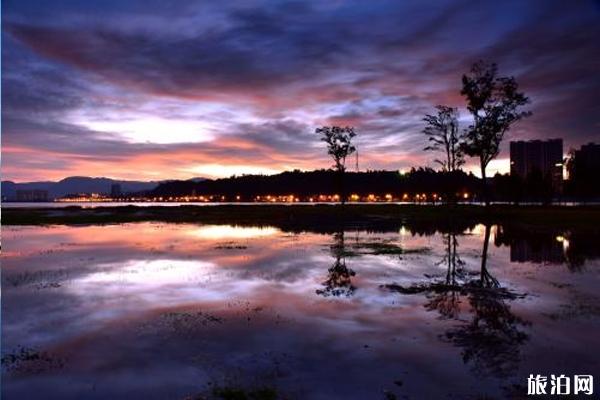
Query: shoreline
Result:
<box><xmin>4</xmin><ymin>204</ymin><xmax>600</xmax><ymax>232</ymax></box>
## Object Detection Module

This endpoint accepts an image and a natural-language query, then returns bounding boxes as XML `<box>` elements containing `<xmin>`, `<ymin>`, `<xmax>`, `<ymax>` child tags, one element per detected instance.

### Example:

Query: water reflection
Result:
<box><xmin>384</xmin><ymin>225</ymin><xmax>530</xmax><ymax>377</ymax></box>
<box><xmin>316</xmin><ymin>231</ymin><xmax>356</xmax><ymax>297</ymax></box>
<box><xmin>189</xmin><ymin>225</ymin><xmax>280</xmax><ymax>239</ymax></box>
<box><xmin>495</xmin><ymin>225</ymin><xmax>600</xmax><ymax>270</ymax></box>
<box><xmin>2</xmin><ymin>222</ymin><xmax>599</xmax><ymax>399</ymax></box>
<box><xmin>424</xmin><ymin>233</ymin><xmax>466</xmax><ymax>319</ymax></box>
<box><xmin>445</xmin><ymin>225</ymin><xmax>529</xmax><ymax>377</ymax></box>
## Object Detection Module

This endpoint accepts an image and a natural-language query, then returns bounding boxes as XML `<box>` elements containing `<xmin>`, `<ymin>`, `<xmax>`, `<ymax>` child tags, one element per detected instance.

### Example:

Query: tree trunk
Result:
<box><xmin>338</xmin><ymin>169</ymin><xmax>346</xmax><ymax>205</ymax></box>
<box><xmin>451</xmin><ymin>235</ymin><xmax>458</xmax><ymax>284</ymax></box>
<box><xmin>445</xmin><ymin>234</ymin><xmax>451</xmax><ymax>284</ymax></box>
<box><xmin>480</xmin><ymin>159</ymin><xmax>489</xmax><ymax>207</ymax></box>
<box><xmin>480</xmin><ymin>224</ymin><xmax>491</xmax><ymax>284</ymax></box>
<box><xmin>446</xmin><ymin>143</ymin><xmax>454</xmax><ymax>205</ymax></box>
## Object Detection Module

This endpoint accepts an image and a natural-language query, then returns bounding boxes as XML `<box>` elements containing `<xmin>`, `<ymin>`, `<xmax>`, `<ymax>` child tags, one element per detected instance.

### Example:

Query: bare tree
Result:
<box><xmin>460</xmin><ymin>61</ymin><xmax>531</xmax><ymax>206</ymax></box>
<box><xmin>315</xmin><ymin>126</ymin><xmax>356</xmax><ymax>204</ymax></box>
<box><xmin>423</xmin><ymin>105</ymin><xmax>465</xmax><ymax>172</ymax></box>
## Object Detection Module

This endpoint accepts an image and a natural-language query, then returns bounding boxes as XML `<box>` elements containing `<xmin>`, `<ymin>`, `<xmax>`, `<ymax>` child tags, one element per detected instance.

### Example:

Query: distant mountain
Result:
<box><xmin>187</xmin><ymin>177</ymin><xmax>207</xmax><ymax>183</ymax></box>
<box><xmin>1</xmin><ymin>176</ymin><xmax>165</xmax><ymax>200</ymax></box>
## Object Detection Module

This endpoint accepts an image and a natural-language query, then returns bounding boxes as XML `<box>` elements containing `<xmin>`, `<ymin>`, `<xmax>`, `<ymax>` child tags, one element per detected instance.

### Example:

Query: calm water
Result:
<box><xmin>3</xmin><ymin>201</ymin><xmax>597</xmax><ymax>208</ymax></box>
<box><xmin>2</xmin><ymin>222</ymin><xmax>599</xmax><ymax>399</ymax></box>
<box><xmin>2</xmin><ymin>202</ymin><xmax>413</xmax><ymax>208</ymax></box>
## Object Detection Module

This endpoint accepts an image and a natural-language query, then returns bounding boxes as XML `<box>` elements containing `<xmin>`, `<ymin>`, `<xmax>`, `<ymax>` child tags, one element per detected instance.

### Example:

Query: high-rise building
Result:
<box><xmin>570</xmin><ymin>142</ymin><xmax>600</xmax><ymax>179</ymax></box>
<box><xmin>567</xmin><ymin>142</ymin><xmax>600</xmax><ymax>198</ymax></box>
<box><xmin>510</xmin><ymin>139</ymin><xmax>563</xmax><ymax>191</ymax></box>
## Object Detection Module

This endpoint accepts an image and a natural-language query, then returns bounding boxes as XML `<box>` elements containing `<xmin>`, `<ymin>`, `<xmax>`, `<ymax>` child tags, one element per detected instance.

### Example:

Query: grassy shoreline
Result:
<box><xmin>4</xmin><ymin>204</ymin><xmax>600</xmax><ymax>233</ymax></box>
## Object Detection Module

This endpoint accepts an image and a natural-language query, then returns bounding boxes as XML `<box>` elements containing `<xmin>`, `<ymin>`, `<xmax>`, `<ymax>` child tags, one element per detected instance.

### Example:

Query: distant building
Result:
<box><xmin>110</xmin><ymin>183</ymin><xmax>122</xmax><ymax>197</ymax></box>
<box><xmin>567</xmin><ymin>142</ymin><xmax>600</xmax><ymax>198</ymax></box>
<box><xmin>16</xmin><ymin>189</ymin><xmax>49</xmax><ymax>202</ymax></box>
<box><xmin>56</xmin><ymin>192</ymin><xmax>108</xmax><ymax>202</ymax></box>
<box><xmin>510</xmin><ymin>139</ymin><xmax>563</xmax><ymax>192</ymax></box>
<box><xmin>570</xmin><ymin>142</ymin><xmax>600</xmax><ymax>179</ymax></box>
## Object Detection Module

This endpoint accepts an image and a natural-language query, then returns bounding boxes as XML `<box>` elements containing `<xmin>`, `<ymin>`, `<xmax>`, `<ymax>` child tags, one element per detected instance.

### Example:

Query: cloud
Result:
<box><xmin>2</xmin><ymin>0</ymin><xmax>599</xmax><ymax>181</ymax></box>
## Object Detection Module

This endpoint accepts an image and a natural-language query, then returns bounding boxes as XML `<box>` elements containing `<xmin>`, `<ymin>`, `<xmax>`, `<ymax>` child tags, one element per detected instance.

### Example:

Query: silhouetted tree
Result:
<box><xmin>460</xmin><ymin>61</ymin><xmax>531</xmax><ymax>206</ymax></box>
<box><xmin>423</xmin><ymin>106</ymin><xmax>465</xmax><ymax>172</ymax></box>
<box><xmin>315</xmin><ymin>126</ymin><xmax>357</xmax><ymax>204</ymax></box>
<box><xmin>490</xmin><ymin>173</ymin><xmax>524</xmax><ymax>204</ymax></box>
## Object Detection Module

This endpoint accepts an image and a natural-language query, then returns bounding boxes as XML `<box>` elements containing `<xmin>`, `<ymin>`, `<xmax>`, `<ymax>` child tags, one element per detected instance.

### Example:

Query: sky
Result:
<box><xmin>2</xmin><ymin>0</ymin><xmax>599</xmax><ymax>182</ymax></box>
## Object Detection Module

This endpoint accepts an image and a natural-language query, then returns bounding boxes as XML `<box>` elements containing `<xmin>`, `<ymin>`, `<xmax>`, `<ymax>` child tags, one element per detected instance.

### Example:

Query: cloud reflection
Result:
<box><xmin>2</xmin><ymin>222</ymin><xmax>600</xmax><ymax>399</ymax></box>
<box><xmin>188</xmin><ymin>225</ymin><xmax>280</xmax><ymax>239</ymax></box>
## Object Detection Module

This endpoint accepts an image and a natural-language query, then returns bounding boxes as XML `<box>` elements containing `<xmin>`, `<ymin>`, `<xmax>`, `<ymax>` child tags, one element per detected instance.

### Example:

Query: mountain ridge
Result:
<box><xmin>1</xmin><ymin>176</ymin><xmax>205</xmax><ymax>200</ymax></box>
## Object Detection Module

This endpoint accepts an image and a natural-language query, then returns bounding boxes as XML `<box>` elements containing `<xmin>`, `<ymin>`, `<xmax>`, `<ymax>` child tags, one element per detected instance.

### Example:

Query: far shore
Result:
<box><xmin>4</xmin><ymin>204</ymin><xmax>600</xmax><ymax>232</ymax></box>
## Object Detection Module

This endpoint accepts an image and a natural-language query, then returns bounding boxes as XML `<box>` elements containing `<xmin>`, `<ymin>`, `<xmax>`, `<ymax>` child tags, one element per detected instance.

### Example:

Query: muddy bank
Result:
<box><xmin>4</xmin><ymin>204</ymin><xmax>600</xmax><ymax>233</ymax></box>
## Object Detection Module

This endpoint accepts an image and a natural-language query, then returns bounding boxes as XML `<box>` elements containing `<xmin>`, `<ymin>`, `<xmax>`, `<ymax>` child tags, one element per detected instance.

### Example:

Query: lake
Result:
<box><xmin>2</xmin><ymin>201</ymin><xmax>597</xmax><ymax>209</ymax></box>
<box><xmin>2</xmin><ymin>221</ymin><xmax>599</xmax><ymax>399</ymax></box>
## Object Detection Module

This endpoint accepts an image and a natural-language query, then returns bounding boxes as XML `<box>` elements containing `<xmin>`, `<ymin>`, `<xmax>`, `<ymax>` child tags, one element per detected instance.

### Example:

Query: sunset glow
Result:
<box><xmin>83</xmin><ymin>118</ymin><xmax>216</xmax><ymax>144</ymax></box>
<box><xmin>3</xmin><ymin>1</ymin><xmax>599</xmax><ymax>182</ymax></box>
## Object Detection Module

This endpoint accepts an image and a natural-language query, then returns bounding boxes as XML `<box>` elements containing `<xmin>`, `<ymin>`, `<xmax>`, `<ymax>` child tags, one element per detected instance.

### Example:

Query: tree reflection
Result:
<box><xmin>384</xmin><ymin>225</ymin><xmax>529</xmax><ymax>377</ymax></box>
<box><xmin>445</xmin><ymin>226</ymin><xmax>529</xmax><ymax>377</ymax></box>
<box><xmin>478</xmin><ymin>223</ymin><xmax>499</xmax><ymax>288</ymax></box>
<box><xmin>316</xmin><ymin>231</ymin><xmax>356</xmax><ymax>297</ymax></box>
<box><xmin>424</xmin><ymin>233</ymin><xmax>466</xmax><ymax>319</ymax></box>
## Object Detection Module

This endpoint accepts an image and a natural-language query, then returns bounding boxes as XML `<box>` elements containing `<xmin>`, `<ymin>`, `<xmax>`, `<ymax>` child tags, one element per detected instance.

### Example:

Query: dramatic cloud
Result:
<box><xmin>2</xmin><ymin>0</ymin><xmax>599</xmax><ymax>181</ymax></box>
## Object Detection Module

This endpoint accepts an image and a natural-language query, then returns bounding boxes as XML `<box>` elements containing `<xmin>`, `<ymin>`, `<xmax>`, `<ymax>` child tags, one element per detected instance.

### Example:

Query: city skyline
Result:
<box><xmin>3</xmin><ymin>1</ymin><xmax>599</xmax><ymax>182</ymax></box>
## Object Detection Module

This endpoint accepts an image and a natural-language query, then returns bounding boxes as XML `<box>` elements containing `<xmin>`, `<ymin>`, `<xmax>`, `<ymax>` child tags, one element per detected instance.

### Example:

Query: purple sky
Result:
<box><xmin>2</xmin><ymin>0</ymin><xmax>599</xmax><ymax>182</ymax></box>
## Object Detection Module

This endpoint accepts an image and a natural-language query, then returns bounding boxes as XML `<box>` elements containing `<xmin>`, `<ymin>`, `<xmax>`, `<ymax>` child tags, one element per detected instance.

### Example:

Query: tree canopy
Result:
<box><xmin>423</xmin><ymin>105</ymin><xmax>465</xmax><ymax>172</ymax></box>
<box><xmin>461</xmin><ymin>61</ymin><xmax>531</xmax><ymax>173</ymax></box>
